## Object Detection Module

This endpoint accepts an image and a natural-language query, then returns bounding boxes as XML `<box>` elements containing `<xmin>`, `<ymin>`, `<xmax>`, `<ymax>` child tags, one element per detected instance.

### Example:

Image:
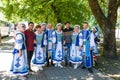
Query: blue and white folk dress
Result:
<box><xmin>93</xmin><ymin>32</ymin><xmax>99</xmax><ymax>56</ymax></box>
<box><xmin>69</xmin><ymin>32</ymin><xmax>83</xmax><ymax>64</ymax></box>
<box><xmin>52</xmin><ymin>31</ymin><xmax>65</xmax><ymax>63</ymax></box>
<box><xmin>32</xmin><ymin>32</ymin><xmax>47</xmax><ymax>66</ymax></box>
<box><xmin>79</xmin><ymin>29</ymin><xmax>95</xmax><ymax>68</ymax></box>
<box><xmin>10</xmin><ymin>31</ymin><xmax>28</xmax><ymax>76</ymax></box>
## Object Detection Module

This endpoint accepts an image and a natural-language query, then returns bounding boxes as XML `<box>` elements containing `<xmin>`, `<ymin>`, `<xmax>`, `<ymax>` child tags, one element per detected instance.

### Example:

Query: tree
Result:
<box><xmin>88</xmin><ymin>0</ymin><xmax>120</xmax><ymax>59</ymax></box>
<box><xmin>0</xmin><ymin>0</ymin><xmax>91</xmax><ymax>27</ymax></box>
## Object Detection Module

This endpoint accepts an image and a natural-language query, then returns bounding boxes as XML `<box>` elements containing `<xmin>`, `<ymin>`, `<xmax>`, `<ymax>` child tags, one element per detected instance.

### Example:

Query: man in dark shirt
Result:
<box><xmin>63</xmin><ymin>21</ymin><xmax>73</xmax><ymax>66</ymax></box>
<box><xmin>24</xmin><ymin>22</ymin><xmax>36</xmax><ymax>72</ymax></box>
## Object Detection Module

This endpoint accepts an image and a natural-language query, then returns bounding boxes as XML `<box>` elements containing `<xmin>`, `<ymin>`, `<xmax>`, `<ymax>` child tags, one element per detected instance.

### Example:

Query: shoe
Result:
<box><xmin>51</xmin><ymin>60</ymin><xmax>54</xmax><ymax>66</ymax></box>
<box><xmin>74</xmin><ymin>64</ymin><xmax>78</xmax><ymax>69</ymax></box>
<box><xmin>39</xmin><ymin>66</ymin><xmax>43</xmax><ymax>71</ymax></box>
<box><xmin>88</xmin><ymin>68</ymin><xmax>93</xmax><ymax>73</ymax></box>
<box><xmin>18</xmin><ymin>76</ymin><xmax>27</xmax><ymax>80</ymax></box>
<box><xmin>46</xmin><ymin>60</ymin><xmax>49</xmax><ymax>67</ymax></box>
<box><xmin>12</xmin><ymin>76</ymin><xmax>18</xmax><ymax>79</ymax></box>
<box><xmin>81</xmin><ymin>65</ymin><xmax>86</xmax><ymax>69</ymax></box>
<box><xmin>55</xmin><ymin>63</ymin><xmax>58</xmax><ymax>67</ymax></box>
<box><xmin>69</xmin><ymin>62</ymin><xmax>72</xmax><ymax>67</ymax></box>
<box><xmin>58</xmin><ymin>63</ymin><xmax>63</xmax><ymax>68</ymax></box>
<box><xmin>65</xmin><ymin>59</ymin><xmax>68</xmax><ymax>66</ymax></box>
<box><xmin>65</xmin><ymin>63</ymin><xmax>68</xmax><ymax>66</ymax></box>
<box><xmin>29</xmin><ymin>69</ymin><xmax>34</xmax><ymax>72</ymax></box>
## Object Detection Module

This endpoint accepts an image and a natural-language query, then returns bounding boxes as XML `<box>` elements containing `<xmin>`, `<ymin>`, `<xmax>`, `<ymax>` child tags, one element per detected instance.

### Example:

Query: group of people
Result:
<box><xmin>10</xmin><ymin>21</ymin><xmax>99</xmax><ymax>79</ymax></box>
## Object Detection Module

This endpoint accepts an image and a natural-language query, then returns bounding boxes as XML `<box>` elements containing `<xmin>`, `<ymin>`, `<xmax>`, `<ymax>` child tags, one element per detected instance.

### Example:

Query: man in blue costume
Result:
<box><xmin>45</xmin><ymin>23</ymin><xmax>54</xmax><ymax>67</ymax></box>
<box><xmin>79</xmin><ymin>22</ymin><xmax>95</xmax><ymax>73</ymax></box>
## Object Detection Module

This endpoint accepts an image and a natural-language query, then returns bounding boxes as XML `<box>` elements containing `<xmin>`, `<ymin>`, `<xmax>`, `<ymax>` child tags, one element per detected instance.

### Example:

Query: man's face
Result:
<box><xmin>66</xmin><ymin>23</ymin><xmax>70</xmax><ymax>28</ymax></box>
<box><xmin>83</xmin><ymin>23</ymin><xmax>88</xmax><ymax>29</ymax></box>
<box><xmin>28</xmin><ymin>23</ymin><xmax>34</xmax><ymax>30</ymax></box>
<box><xmin>48</xmin><ymin>24</ymin><xmax>52</xmax><ymax>29</ymax></box>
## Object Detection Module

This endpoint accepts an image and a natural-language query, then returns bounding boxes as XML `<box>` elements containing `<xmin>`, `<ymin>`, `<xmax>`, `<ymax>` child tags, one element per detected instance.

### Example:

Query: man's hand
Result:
<box><xmin>64</xmin><ymin>46</ymin><xmax>67</xmax><ymax>50</ymax></box>
<box><xmin>90</xmin><ymin>48</ymin><xmax>93</xmax><ymax>50</ymax></box>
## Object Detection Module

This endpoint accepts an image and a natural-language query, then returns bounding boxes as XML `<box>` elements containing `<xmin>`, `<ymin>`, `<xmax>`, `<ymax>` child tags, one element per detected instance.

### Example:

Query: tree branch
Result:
<box><xmin>117</xmin><ymin>0</ymin><xmax>120</xmax><ymax>7</ymax></box>
<box><xmin>88</xmin><ymin>0</ymin><xmax>107</xmax><ymax>29</ymax></box>
<box><xmin>108</xmin><ymin>0</ymin><xmax>117</xmax><ymax>27</ymax></box>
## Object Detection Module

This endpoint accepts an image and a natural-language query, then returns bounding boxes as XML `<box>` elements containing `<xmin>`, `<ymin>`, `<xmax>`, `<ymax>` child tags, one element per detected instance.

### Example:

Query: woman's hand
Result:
<box><xmin>63</xmin><ymin>41</ymin><xmax>66</xmax><ymax>45</ymax></box>
<box><xmin>79</xmin><ymin>46</ymin><xmax>83</xmax><ymax>51</ymax></box>
<box><xmin>19</xmin><ymin>50</ymin><xmax>22</xmax><ymax>57</ymax></box>
<box><xmin>34</xmin><ymin>40</ymin><xmax>37</xmax><ymax>44</ymax></box>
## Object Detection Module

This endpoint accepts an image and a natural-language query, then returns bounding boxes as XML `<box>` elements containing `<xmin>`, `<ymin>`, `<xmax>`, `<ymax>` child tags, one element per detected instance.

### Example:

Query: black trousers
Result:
<box><xmin>27</xmin><ymin>51</ymin><xmax>33</xmax><ymax>70</ymax></box>
<box><xmin>46</xmin><ymin>51</ymin><xmax>54</xmax><ymax>66</ymax></box>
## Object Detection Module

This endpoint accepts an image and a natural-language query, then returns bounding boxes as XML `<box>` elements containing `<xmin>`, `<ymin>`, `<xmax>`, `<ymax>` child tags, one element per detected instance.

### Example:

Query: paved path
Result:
<box><xmin>0</xmin><ymin>53</ymin><xmax>114</xmax><ymax>80</ymax></box>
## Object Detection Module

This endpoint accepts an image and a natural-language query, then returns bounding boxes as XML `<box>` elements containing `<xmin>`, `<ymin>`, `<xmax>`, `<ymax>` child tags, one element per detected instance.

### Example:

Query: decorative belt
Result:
<box><xmin>83</xmin><ymin>41</ymin><xmax>90</xmax><ymax>45</ymax></box>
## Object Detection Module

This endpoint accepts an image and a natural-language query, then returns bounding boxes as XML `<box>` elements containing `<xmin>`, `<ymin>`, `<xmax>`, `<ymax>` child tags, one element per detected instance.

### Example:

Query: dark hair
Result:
<box><xmin>14</xmin><ymin>23</ymin><xmax>18</xmax><ymax>30</ymax></box>
<box><xmin>28</xmin><ymin>22</ymin><xmax>34</xmax><ymax>25</ymax></box>
<box><xmin>83</xmin><ymin>22</ymin><xmax>88</xmax><ymax>25</ymax></box>
<box><xmin>35</xmin><ymin>25</ymin><xmax>41</xmax><ymax>29</ymax></box>
<box><xmin>14</xmin><ymin>23</ymin><xmax>18</xmax><ymax>27</ymax></box>
<box><xmin>65</xmin><ymin>21</ymin><xmax>70</xmax><ymax>25</ymax></box>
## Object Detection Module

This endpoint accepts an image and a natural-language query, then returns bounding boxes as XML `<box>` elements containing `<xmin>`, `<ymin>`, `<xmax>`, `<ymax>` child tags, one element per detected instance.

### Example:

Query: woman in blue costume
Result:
<box><xmin>11</xmin><ymin>24</ymin><xmax>28</xmax><ymax>79</ymax></box>
<box><xmin>52</xmin><ymin>23</ymin><xmax>65</xmax><ymax>68</ymax></box>
<box><xmin>32</xmin><ymin>25</ymin><xmax>47</xmax><ymax>71</ymax></box>
<box><xmin>69</xmin><ymin>25</ymin><xmax>83</xmax><ymax>69</ymax></box>
<box><xmin>92</xmin><ymin>26</ymin><xmax>99</xmax><ymax>56</ymax></box>
<box><xmin>92</xmin><ymin>26</ymin><xmax>100</xmax><ymax>66</ymax></box>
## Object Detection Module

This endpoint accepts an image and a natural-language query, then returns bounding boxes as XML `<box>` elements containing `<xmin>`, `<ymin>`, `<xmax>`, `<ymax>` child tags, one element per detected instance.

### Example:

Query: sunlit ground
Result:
<box><xmin>0</xmin><ymin>53</ymin><xmax>12</xmax><ymax>71</ymax></box>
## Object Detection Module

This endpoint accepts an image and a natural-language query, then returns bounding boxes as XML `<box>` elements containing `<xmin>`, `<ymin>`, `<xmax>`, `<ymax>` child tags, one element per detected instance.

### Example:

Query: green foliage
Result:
<box><xmin>1</xmin><ymin>0</ymin><xmax>119</xmax><ymax>29</ymax></box>
<box><xmin>98</xmin><ymin>0</ymin><xmax>108</xmax><ymax>17</ymax></box>
<box><xmin>0</xmin><ymin>0</ymin><xmax>92</xmax><ymax>27</ymax></box>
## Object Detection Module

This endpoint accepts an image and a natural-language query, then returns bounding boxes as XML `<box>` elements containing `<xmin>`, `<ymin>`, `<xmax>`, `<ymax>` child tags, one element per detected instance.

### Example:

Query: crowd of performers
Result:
<box><xmin>10</xmin><ymin>21</ymin><xmax>100</xmax><ymax>79</ymax></box>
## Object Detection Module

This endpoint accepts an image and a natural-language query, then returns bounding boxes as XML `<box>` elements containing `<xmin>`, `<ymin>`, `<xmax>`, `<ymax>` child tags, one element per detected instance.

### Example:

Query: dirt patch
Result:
<box><xmin>95</xmin><ymin>44</ymin><xmax>120</xmax><ymax>80</ymax></box>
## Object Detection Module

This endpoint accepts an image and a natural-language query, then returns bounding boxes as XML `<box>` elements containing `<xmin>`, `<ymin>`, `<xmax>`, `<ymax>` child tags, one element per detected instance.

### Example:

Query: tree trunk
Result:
<box><xmin>102</xmin><ymin>24</ymin><xmax>117</xmax><ymax>59</ymax></box>
<box><xmin>0</xmin><ymin>31</ymin><xmax>1</xmax><ymax>43</ymax></box>
<box><xmin>88</xmin><ymin>0</ymin><xmax>118</xmax><ymax>59</ymax></box>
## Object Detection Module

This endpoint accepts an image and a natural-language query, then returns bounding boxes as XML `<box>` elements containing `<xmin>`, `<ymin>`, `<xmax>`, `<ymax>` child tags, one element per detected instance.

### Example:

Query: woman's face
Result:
<box><xmin>20</xmin><ymin>25</ymin><xmax>26</xmax><ymax>32</ymax></box>
<box><xmin>41</xmin><ymin>25</ymin><xmax>46</xmax><ymax>31</ymax></box>
<box><xmin>74</xmin><ymin>27</ymin><xmax>79</xmax><ymax>33</ymax></box>
<box><xmin>36</xmin><ymin>27</ymin><xmax>41</xmax><ymax>32</ymax></box>
<box><xmin>57</xmin><ymin>25</ymin><xmax>62</xmax><ymax>30</ymax></box>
